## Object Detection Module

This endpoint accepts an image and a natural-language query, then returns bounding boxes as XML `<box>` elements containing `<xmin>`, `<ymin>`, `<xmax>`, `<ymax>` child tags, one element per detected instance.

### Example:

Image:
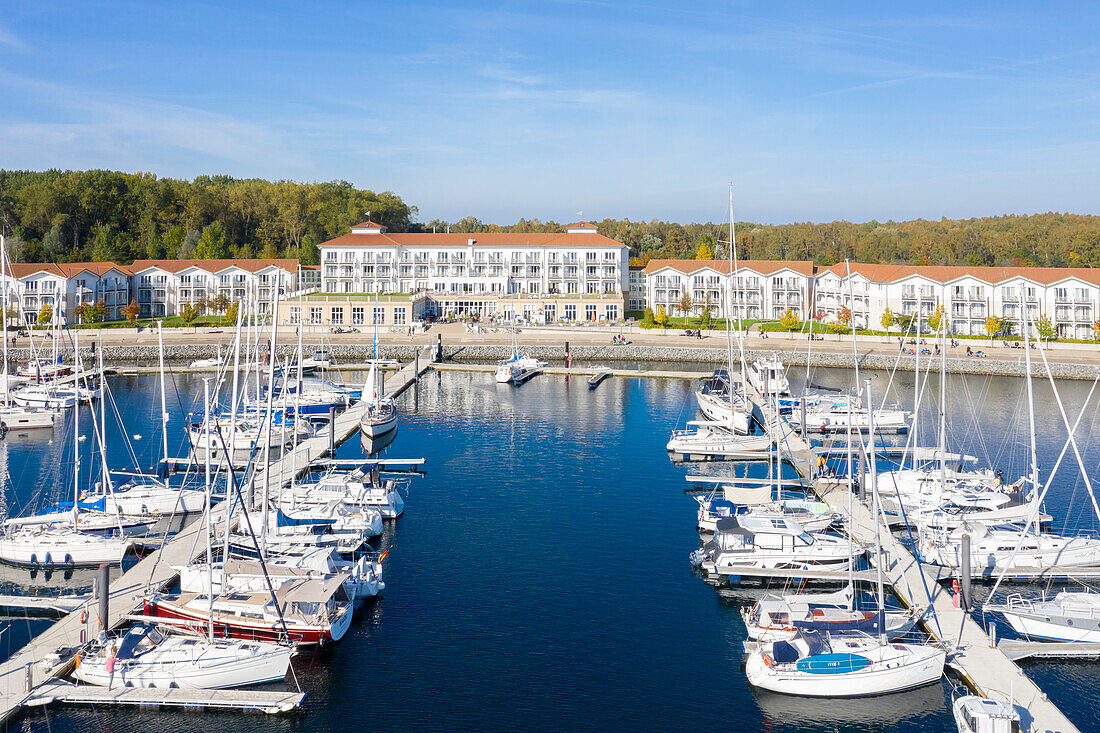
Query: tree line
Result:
<box><xmin>3</xmin><ymin>169</ymin><xmax>1100</xmax><ymax>270</ymax></box>
<box><xmin>0</xmin><ymin>169</ymin><xmax>416</xmax><ymax>265</ymax></box>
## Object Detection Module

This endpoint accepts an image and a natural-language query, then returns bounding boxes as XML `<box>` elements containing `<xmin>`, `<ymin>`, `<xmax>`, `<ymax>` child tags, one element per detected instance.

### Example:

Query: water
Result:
<box><xmin>2</xmin><ymin>365</ymin><xmax>1100</xmax><ymax>731</ymax></box>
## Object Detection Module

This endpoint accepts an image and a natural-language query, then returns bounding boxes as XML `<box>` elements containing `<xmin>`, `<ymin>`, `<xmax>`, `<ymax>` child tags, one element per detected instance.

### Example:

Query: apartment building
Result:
<box><xmin>128</xmin><ymin>259</ymin><xmax>301</xmax><ymax>318</ymax></box>
<box><xmin>316</xmin><ymin>221</ymin><xmax>629</xmax><ymax>323</ymax></box>
<box><xmin>643</xmin><ymin>260</ymin><xmax>816</xmax><ymax>321</ymax></box>
<box><xmin>2</xmin><ymin>262</ymin><xmax>132</xmax><ymax>324</ymax></box>
<box><xmin>647</xmin><ymin>259</ymin><xmax>1100</xmax><ymax>339</ymax></box>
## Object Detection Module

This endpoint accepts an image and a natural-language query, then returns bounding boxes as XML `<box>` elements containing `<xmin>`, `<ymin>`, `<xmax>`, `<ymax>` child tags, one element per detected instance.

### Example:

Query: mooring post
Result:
<box><xmin>989</xmin><ymin>621</ymin><xmax>997</xmax><ymax>649</ymax></box>
<box><xmin>24</xmin><ymin>662</ymin><xmax>32</xmax><ymax>692</ymax></box>
<box><xmin>960</xmin><ymin>533</ymin><xmax>972</xmax><ymax>612</ymax></box>
<box><xmin>97</xmin><ymin>563</ymin><xmax>110</xmax><ymax>634</ymax></box>
<box><xmin>436</xmin><ymin>333</ymin><xmax>442</xmax><ymax>361</ymax></box>
<box><xmin>329</xmin><ymin>405</ymin><xmax>337</xmax><ymax>455</ymax></box>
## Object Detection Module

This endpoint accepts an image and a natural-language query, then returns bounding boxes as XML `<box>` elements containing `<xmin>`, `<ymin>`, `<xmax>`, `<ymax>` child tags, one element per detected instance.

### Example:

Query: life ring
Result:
<box><xmin>763</xmin><ymin>654</ymin><xmax>774</xmax><ymax>669</ymax></box>
<box><xmin>80</xmin><ymin>609</ymin><xmax>88</xmax><ymax>624</ymax></box>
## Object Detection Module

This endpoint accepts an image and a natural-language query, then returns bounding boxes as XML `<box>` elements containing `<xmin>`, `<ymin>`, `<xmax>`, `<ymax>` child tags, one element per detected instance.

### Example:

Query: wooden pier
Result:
<box><xmin>0</xmin><ymin>346</ymin><xmax>435</xmax><ymax>726</ymax></box>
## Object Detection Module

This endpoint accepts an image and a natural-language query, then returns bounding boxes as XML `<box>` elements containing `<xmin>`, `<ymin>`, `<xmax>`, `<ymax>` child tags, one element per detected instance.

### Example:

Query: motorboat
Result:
<box><xmin>285</xmin><ymin>464</ymin><xmax>407</xmax><ymax>519</ymax></box>
<box><xmin>689</xmin><ymin>514</ymin><xmax>857</xmax><ymax>573</ymax></box>
<box><xmin>744</xmin><ymin>631</ymin><xmax>945</xmax><ymax>697</ymax></box>
<box><xmin>188</xmin><ymin>355</ymin><xmax>224</xmax><ymax>369</ymax></box>
<box><xmin>789</xmin><ymin>400</ymin><xmax>909</xmax><ymax>434</ymax></box>
<box><xmin>73</xmin><ymin>625</ymin><xmax>293</xmax><ymax>690</ymax></box>
<box><xmin>666</xmin><ymin>421</ymin><xmax>772</xmax><ymax>461</ymax></box>
<box><xmin>695</xmin><ymin>495</ymin><xmax>840</xmax><ymax>534</ymax></box>
<box><xmin>917</xmin><ymin>522</ymin><xmax>1100</xmax><ymax>573</ymax></box>
<box><xmin>903</xmin><ymin>491</ymin><xmax>1049</xmax><ymax>531</ymax></box>
<box><xmin>142</xmin><ymin>575</ymin><xmax>354</xmax><ymax>646</ymax></box>
<box><xmin>276</xmin><ymin>500</ymin><xmax>384</xmax><ymax>538</ymax></box>
<box><xmin>986</xmin><ymin>589</ymin><xmax>1100</xmax><ymax>642</ymax></box>
<box><xmin>695</xmin><ymin>369</ymin><xmax>752</xmax><ymax>434</ymax></box>
<box><xmin>0</xmin><ymin>405</ymin><xmax>58</xmax><ymax>429</ymax></box>
<box><xmin>0</xmin><ymin>525</ymin><xmax>131</xmax><ymax>567</ymax></box>
<box><xmin>746</xmin><ymin>356</ymin><xmax>790</xmax><ymax>397</ymax></box>
<box><xmin>952</xmin><ymin>695</ymin><xmax>1021</xmax><ymax>733</ymax></box>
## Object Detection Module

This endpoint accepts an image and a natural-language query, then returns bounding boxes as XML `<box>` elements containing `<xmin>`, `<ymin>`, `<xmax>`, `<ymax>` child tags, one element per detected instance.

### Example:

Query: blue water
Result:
<box><xmin>1</xmin><ymin>365</ymin><xmax>1099</xmax><ymax>731</ymax></box>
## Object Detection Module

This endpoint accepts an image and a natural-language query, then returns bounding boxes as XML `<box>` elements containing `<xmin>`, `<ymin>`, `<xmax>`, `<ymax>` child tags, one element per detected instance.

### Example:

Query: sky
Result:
<box><xmin>1</xmin><ymin>1</ymin><xmax>1099</xmax><ymax>225</ymax></box>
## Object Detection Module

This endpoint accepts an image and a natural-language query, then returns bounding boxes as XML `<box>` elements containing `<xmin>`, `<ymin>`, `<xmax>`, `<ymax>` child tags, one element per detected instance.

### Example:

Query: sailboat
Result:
<box><xmin>0</xmin><ymin>332</ymin><xmax>132</xmax><ymax>567</ymax></box>
<box><xmin>495</xmin><ymin>305</ymin><xmax>546</xmax><ymax>384</ymax></box>
<box><xmin>744</xmin><ymin>392</ymin><xmax>945</xmax><ymax>696</ymax></box>
<box><xmin>72</xmin><ymin>625</ymin><xmax>294</xmax><ymax>690</ymax></box>
<box><xmin>360</xmin><ymin>296</ymin><xmax>397</xmax><ymax>438</ymax></box>
<box><xmin>0</xmin><ymin>235</ymin><xmax>57</xmax><ymax>429</ymax></box>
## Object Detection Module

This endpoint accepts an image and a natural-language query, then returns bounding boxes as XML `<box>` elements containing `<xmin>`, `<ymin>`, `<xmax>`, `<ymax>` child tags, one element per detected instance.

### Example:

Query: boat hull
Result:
<box><xmin>73</xmin><ymin>639</ymin><xmax>293</xmax><ymax>689</ymax></box>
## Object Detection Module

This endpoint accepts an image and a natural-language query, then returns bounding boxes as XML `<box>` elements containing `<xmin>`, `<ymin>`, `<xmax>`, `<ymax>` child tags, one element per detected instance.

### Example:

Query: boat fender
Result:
<box><xmin>762</xmin><ymin>654</ymin><xmax>774</xmax><ymax>669</ymax></box>
<box><xmin>64</xmin><ymin>554</ymin><xmax>73</xmax><ymax>566</ymax></box>
<box><xmin>29</xmin><ymin>554</ymin><xmax>37</xmax><ymax>567</ymax></box>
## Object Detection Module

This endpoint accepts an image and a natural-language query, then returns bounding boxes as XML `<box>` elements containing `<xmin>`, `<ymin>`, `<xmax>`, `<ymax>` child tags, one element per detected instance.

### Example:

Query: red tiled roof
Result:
<box><xmin>3</xmin><ymin>262</ymin><xmax>131</xmax><ymax>278</ymax></box>
<box><xmin>819</xmin><ymin>262</ymin><xmax>1100</xmax><ymax>287</ymax></box>
<box><xmin>565</xmin><ymin>221</ymin><xmax>598</xmax><ymax>230</ymax></box>
<box><xmin>319</xmin><ymin>231</ymin><xmax>624</xmax><ymax>248</ymax></box>
<box><xmin>643</xmin><ymin>259</ymin><xmax>816</xmax><ymax>276</ymax></box>
<box><xmin>129</xmin><ymin>259</ymin><xmax>299</xmax><ymax>275</ymax></box>
<box><xmin>351</xmin><ymin>220</ymin><xmax>387</xmax><ymax>230</ymax></box>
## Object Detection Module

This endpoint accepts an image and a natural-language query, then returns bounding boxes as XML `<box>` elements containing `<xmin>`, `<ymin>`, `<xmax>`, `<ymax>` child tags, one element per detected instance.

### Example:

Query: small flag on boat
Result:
<box><xmin>378</xmin><ymin>549</ymin><xmax>390</xmax><ymax>563</ymax></box>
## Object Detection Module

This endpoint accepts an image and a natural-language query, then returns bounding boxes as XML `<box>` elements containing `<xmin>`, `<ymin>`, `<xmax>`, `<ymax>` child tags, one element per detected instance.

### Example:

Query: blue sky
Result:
<box><xmin>1</xmin><ymin>1</ymin><xmax>1098</xmax><ymax>224</ymax></box>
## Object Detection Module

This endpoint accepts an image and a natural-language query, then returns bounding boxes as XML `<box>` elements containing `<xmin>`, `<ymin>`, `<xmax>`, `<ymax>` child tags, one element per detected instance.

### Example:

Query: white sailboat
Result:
<box><xmin>360</xmin><ymin>301</ymin><xmax>397</xmax><ymax>438</ymax></box>
<box><xmin>986</xmin><ymin>589</ymin><xmax>1100</xmax><ymax>642</ymax></box>
<box><xmin>495</xmin><ymin>309</ymin><xmax>546</xmax><ymax>384</ymax></box>
<box><xmin>72</xmin><ymin>625</ymin><xmax>293</xmax><ymax>690</ymax></box>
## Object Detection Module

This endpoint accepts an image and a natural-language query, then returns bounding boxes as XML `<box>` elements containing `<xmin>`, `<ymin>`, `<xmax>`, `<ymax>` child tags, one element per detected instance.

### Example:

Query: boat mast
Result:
<box><xmin>845</xmin><ymin>260</ymin><xmax>860</xmax><ymax>387</ymax></box>
<box><xmin>223</xmin><ymin>300</ymin><xmax>245</xmax><ymax>561</ymax></box>
<box><xmin>865</xmin><ymin>377</ymin><xmax>886</xmax><ymax>644</ymax></box>
<box><xmin>846</xmin><ymin>395</ymin><xmax>854</xmax><ymax>611</ymax></box>
<box><xmin>259</xmin><ymin>273</ymin><xmax>281</xmax><ymax>556</ymax></box>
<box><xmin>156</xmin><ymin>322</ymin><xmax>169</xmax><ymax>472</ymax></box>
<box><xmin>1021</xmin><ymin>283</ymin><xmax>1039</xmax><ymax>534</ymax></box>
<box><xmin>1</xmin><ymin>235</ymin><xmax>9</xmax><ymax>410</ymax></box>
<box><xmin>938</xmin><ymin>284</ymin><xmax>948</xmax><ymax>495</ymax></box>
<box><xmin>202</xmin><ymin>377</ymin><xmax>214</xmax><ymax>642</ymax></box>
<box><xmin>912</xmin><ymin>291</ymin><xmax>920</xmax><ymax>470</ymax></box>
<box><xmin>72</xmin><ymin>329</ymin><xmax>80</xmax><ymax>531</ymax></box>
<box><xmin>728</xmin><ymin>184</ymin><xmax>747</xmax><ymax>391</ymax></box>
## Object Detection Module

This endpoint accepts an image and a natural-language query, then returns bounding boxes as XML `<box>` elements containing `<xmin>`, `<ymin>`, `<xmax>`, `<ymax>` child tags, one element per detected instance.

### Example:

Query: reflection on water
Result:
<box><xmin>1</xmin><ymin>367</ymin><xmax>1098</xmax><ymax>732</ymax></box>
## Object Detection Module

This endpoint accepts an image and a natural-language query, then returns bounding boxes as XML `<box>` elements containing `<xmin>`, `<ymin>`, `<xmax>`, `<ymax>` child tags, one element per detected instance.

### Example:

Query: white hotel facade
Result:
<box><xmin>645</xmin><ymin>259</ymin><xmax>1100</xmax><ymax>339</ymax></box>
<box><xmin>315</xmin><ymin>221</ymin><xmax>629</xmax><ymax>323</ymax></box>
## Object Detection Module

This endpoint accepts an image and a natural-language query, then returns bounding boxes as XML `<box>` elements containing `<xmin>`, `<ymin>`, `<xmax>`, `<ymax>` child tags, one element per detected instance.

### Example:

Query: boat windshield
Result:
<box><xmin>796</xmin><ymin>532</ymin><xmax>815</xmax><ymax>546</ymax></box>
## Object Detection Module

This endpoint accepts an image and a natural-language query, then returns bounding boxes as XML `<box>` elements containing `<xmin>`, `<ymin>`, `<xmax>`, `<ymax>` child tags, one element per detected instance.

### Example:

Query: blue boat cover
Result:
<box><xmin>793</xmin><ymin>610</ymin><xmax>884</xmax><ymax>635</ymax></box>
<box><xmin>275</xmin><ymin>507</ymin><xmax>335</xmax><ymax>529</ymax></box>
<box><xmin>794</xmin><ymin>653</ymin><xmax>871</xmax><ymax>674</ymax></box>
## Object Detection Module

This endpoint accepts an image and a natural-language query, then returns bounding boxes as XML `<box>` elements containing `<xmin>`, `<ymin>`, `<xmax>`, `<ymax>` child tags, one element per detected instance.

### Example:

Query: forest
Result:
<box><xmin>2</xmin><ymin>169</ymin><xmax>1100</xmax><ymax>270</ymax></box>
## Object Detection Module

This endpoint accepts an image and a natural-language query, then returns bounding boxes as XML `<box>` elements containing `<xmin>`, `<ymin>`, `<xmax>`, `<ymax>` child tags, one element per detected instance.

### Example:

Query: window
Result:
<box><xmin>309</xmin><ymin>307</ymin><xmax>322</xmax><ymax>325</ymax></box>
<box><xmin>393</xmin><ymin>307</ymin><xmax>406</xmax><ymax>325</ymax></box>
<box><xmin>564</xmin><ymin>304</ymin><xmax>577</xmax><ymax>320</ymax></box>
<box><xmin>289</xmin><ymin>306</ymin><xmax>300</xmax><ymax>325</ymax></box>
<box><xmin>352</xmin><ymin>307</ymin><xmax>365</xmax><ymax>325</ymax></box>
<box><xmin>373</xmin><ymin>307</ymin><xmax>385</xmax><ymax>324</ymax></box>
<box><xmin>585</xmin><ymin>304</ymin><xmax>597</xmax><ymax>320</ymax></box>
<box><xmin>331</xmin><ymin>307</ymin><xmax>344</xmax><ymax>325</ymax></box>
<box><xmin>606</xmin><ymin>305</ymin><xmax>618</xmax><ymax>320</ymax></box>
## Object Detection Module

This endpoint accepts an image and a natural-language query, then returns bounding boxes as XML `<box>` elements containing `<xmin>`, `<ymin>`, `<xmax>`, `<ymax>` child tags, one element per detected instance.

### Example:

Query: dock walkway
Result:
<box><xmin>0</xmin><ymin>347</ymin><xmax>434</xmax><ymax>725</ymax></box>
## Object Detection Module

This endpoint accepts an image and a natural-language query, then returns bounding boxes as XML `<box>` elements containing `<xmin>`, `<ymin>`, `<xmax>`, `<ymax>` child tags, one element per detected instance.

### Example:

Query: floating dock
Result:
<box><xmin>738</xmin><ymin>382</ymin><xmax>1082</xmax><ymax>733</ymax></box>
<box><xmin>26</xmin><ymin>680</ymin><xmax>305</xmax><ymax>714</ymax></box>
<box><xmin>0</xmin><ymin>347</ymin><xmax>435</xmax><ymax>726</ymax></box>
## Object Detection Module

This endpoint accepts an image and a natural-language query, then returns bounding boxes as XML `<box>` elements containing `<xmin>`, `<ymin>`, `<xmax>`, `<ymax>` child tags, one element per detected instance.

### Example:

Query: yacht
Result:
<box><xmin>179</xmin><ymin>548</ymin><xmax>385</xmax><ymax>601</ymax></box>
<box><xmin>986</xmin><ymin>589</ymin><xmax>1100</xmax><ymax>642</ymax></box>
<box><xmin>689</xmin><ymin>514</ymin><xmax>857</xmax><ymax>573</ymax></box>
<box><xmin>285</xmin><ymin>464</ymin><xmax>407</xmax><ymax>519</ymax></box>
<box><xmin>952</xmin><ymin>696</ymin><xmax>1021</xmax><ymax>733</ymax></box>
<box><xmin>0</xmin><ymin>525</ymin><xmax>131</xmax><ymax>567</ymax></box>
<box><xmin>746</xmin><ymin>356</ymin><xmax>790</xmax><ymax>397</ymax></box>
<box><xmin>695</xmin><ymin>369</ymin><xmax>752</xmax><ymax>434</ymax></box>
<box><xmin>918</xmin><ymin>522</ymin><xmax>1100</xmax><ymax>573</ymax></box>
<box><xmin>742</xmin><ymin>591</ymin><xmax>917</xmax><ymax>642</ymax></box>
<box><xmin>495</xmin><ymin>353</ymin><xmax>546</xmax><ymax>384</ymax></box>
<box><xmin>695</xmin><ymin>495</ymin><xmax>839</xmax><ymax>534</ymax></box>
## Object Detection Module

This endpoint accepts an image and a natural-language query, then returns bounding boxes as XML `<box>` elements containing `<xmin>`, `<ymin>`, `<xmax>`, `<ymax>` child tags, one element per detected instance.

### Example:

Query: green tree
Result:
<box><xmin>880</xmin><ymin>307</ymin><xmax>896</xmax><ymax>335</ymax></box>
<box><xmin>180</xmin><ymin>301</ymin><xmax>198</xmax><ymax>324</ymax></box>
<box><xmin>176</xmin><ymin>229</ymin><xmax>200</xmax><ymax>259</ymax></box>
<box><xmin>194</xmin><ymin>221</ymin><xmax>229</xmax><ymax>259</ymax></box>
<box><xmin>642</xmin><ymin>306</ymin><xmax>655</xmax><ymax>327</ymax></box>
<box><xmin>779</xmin><ymin>308</ymin><xmax>799</xmax><ymax>332</ymax></box>
<box><xmin>211</xmin><ymin>292</ymin><xmax>230</xmax><ymax>314</ymax></box>
<box><xmin>1092</xmin><ymin>319</ymin><xmax>1100</xmax><ymax>342</ymax></box>
<box><xmin>1035</xmin><ymin>315</ymin><xmax>1057</xmax><ymax>341</ymax></box>
<box><xmin>37</xmin><ymin>303</ymin><xmax>52</xmax><ymax>325</ymax></box>
<box><xmin>91</xmin><ymin>224</ymin><xmax>126</xmax><ymax>262</ymax></box>
<box><xmin>224</xmin><ymin>300</ymin><xmax>240</xmax><ymax>326</ymax></box>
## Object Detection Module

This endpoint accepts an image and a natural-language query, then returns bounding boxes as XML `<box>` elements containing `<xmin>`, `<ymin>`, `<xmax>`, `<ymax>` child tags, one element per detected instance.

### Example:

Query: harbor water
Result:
<box><xmin>1</xmin><ymin>364</ymin><xmax>1099</xmax><ymax>731</ymax></box>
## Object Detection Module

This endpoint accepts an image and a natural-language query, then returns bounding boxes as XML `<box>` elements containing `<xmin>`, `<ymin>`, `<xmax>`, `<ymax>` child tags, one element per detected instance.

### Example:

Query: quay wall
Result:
<box><xmin>16</xmin><ymin>343</ymin><xmax>1100</xmax><ymax>380</ymax></box>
